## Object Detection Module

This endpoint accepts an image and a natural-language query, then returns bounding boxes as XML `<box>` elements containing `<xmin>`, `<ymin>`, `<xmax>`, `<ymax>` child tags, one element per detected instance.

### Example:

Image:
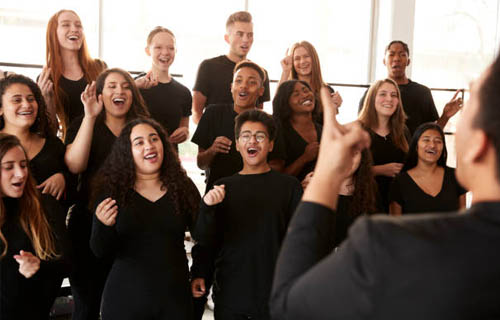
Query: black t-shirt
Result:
<box><xmin>192</xmin><ymin>170</ymin><xmax>302</xmax><ymax>316</ymax></box>
<box><xmin>29</xmin><ymin>135</ymin><xmax>66</xmax><ymax>185</ymax></box>
<box><xmin>191</xmin><ymin>104</ymin><xmax>286</xmax><ymax>193</ymax></box>
<box><xmin>59</xmin><ymin>76</ymin><xmax>87</xmax><ymax>126</ymax></box>
<box><xmin>368</xmin><ymin>128</ymin><xmax>407</xmax><ymax>213</ymax></box>
<box><xmin>359</xmin><ymin>79</ymin><xmax>439</xmax><ymax>136</ymax></box>
<box><xmin>137</xmin><ymin>76</ymin><xmax>192</xmax><ymax>135</ymax></box>
<box><xmin>280</xmin><ymin>121</ymin><xmax>322</xmax><ymax>181</ymax></box>
<box><xmin>389</xmin><ymin>166</ymin><xmax>467</xmax><ymax>214</ymax></box>
<box><xmin>65</xmin><ymin>116</ymin><xmax>118</xmax><ymax>206</ymax></box>
<box><xmin>193</xmin><ymin>55</ymin><xmax>271</xmax><ymax>106</ymax></box>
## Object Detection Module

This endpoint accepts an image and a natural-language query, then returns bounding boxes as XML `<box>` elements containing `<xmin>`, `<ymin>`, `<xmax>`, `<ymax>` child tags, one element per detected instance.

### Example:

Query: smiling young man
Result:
<box><xmin>192</xmin><ymin>11</ymin><xmax>271</xmax><ymax>124</ymax></box>
<box><xmin>192</xmin><ymin>60</ymin><xmax>284</xmax><ymax>194</ymax></box>
<box><xmin>191</xmin><ymin>109</ymin><xmax>302</xmax><ymax>320</ymax></box>
<box><xmin>359</xmin><ymin>40</ymin><xmax>462</xmax><ymax>136</ymax></box>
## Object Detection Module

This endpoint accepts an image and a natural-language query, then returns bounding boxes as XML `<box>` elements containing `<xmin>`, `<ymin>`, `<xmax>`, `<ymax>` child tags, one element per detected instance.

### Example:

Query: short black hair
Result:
<box><xmin>403</xmin><ymin>122</ymin><xmax>447</xmax><ymax>171</ymax></box>
<box><xmin>385</xmin><ymin>40</ymin><xmax>410</xmax><ymax>56</ymax></box>
<box><xmin>476</xmin><ymin>53</ymin><xmax>500</xmax><ymax>182</ymax></box>
<box><xmin>233</xmin><ymin>60</ymin><xmax>266</xmax><ymax>86</ymax></box>
<box><xmin>234</xmin><ymin>109</ymin><xmax>277</xmax><ymax>141</ymax></box>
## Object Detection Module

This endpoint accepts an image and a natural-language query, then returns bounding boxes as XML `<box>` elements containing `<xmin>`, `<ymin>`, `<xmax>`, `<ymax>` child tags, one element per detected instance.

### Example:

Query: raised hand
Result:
<box><xmin>280</xmin><ymin>48</ymin><xmax>293</xmax><ymax>74</ymax></box>
<box><xmin>37</xmin><ymin>66</ymin><xmax>54</xmax><ymax>102</ymax></box>
<box><xmin>134</xmin><ymin>70</ymin><xmax>158</xmax><ymax>89</ymax></box>
<box><xmin>203</xmin><ymin>184</ymin><xmax>225</xmax><ymax>206</ymax></box>
<box><xmin>330</xmin><ymin>91</ymin><xmax>343</xmax><ymax>113</ymax></box>
<box><xmin>37</xmin><ymin>172</ymin><xmax>65</xmax><ymax>200</ymax></box>
<box><xmin>442</xmin><ymin>89</ymin><xmax>463</xmax><ymax>119</ymax></box>
<box><xmin>210</xmin><ymin>136</ymin><xmax>232</xmax><ymax>154</ymax></box>
<box><xmin>13</xmin><ymin>250</ymin><xmax>40</xmax><ymax>278</ymax></box>
<box><xmin>95</xmin><ymin>198</ymin><xmax>118</xmax><ymax>226</ymax></box>
<box><xmin>81</xmin><ymin>81</ymin><xmax>103</xmax><ymax>118</ymax></box>
<box><xmin>169</xmin><ymin>127</ymin><xmax>189</xmax><ymax>144</ymax></box>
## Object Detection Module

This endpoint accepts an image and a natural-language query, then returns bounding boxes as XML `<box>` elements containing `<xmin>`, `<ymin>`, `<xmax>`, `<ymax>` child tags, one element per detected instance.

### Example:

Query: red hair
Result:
<box><xmin>45</xmin><ymin>10</ymin><xmax>106</xmax><ymax>137</ymax></box>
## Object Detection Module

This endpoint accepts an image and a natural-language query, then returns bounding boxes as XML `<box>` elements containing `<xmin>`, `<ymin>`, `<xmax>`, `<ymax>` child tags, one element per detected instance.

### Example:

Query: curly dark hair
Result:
<box><xmin>350</xmin><ymin>149</ymin><xmax>377</xmax><ymax>216</ymax></box>
<box><xmin>272</xmin><ymin>79</ymin><xmax>318</xmax><ymax>126</ymax></box>
<box><xmin>0</xmin><ymin>74</ymin><xmax>54</xmax><ymax>137</ymax></box>
<box><xmin>93</xmin><ymin>118</ymin><xmax>200</xmax><ymax>220</ymax></box>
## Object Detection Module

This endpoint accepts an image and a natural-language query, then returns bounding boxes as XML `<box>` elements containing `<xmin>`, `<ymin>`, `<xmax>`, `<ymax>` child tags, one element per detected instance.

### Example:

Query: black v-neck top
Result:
<box><xmin>390</xmin><ymin>166</ymin><xmax>467</xmax><ymax>214</ymax></box>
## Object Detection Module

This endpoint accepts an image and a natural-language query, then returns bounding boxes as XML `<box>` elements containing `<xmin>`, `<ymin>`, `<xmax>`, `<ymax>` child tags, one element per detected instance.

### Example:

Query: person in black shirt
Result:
<box><xmin>192</xmin><ymin>60</ymin><xmax>285</xmax><ymax>193</ymax></box>
<box><xmin>192</xmin><ymin>11</ymin><xmax>270</xmax><ymax>123</ymax></box>
<box><xmin>279</xmin><ymin>41</ymin><xmax>342</xmax><ymax>123</ymax></box>
<box><xmin>41</xmin><ymin>10</ymin><xmax>107</xmax><ymax>138</ymax></box>
<box><xmin>0</xmin><ymin>74</ymin><xmax>66</xmax><ymax>200</ymax></box>
<box><xmin>192</xmin><ymin>110</ymin><xmax>302</xmax><ymax>320</ymax></box>
<box><xmin>90</xmin><ymin>118</ymin><xmax>200</xmax><ymax>319</ymax></box>
<box><xmin>358</xmin><ymin>40</ymin><xmax>462</xmax><ymax>136</ymax></box>
<box><xmin>271</xmin><ymin>55</ymin><xmax>500</xmax><ymax>319</ymax></box>
<box><xmin>359</xmin><ymin>78</ymin><xmax>409</xmax><ymax>212</ymax></box>
<box><xmin>389</xmin><ymin>122</ymin><xmax>466</xmax><ymax>215</ymax></box>
<box><xmin>273</xmin><ymin>80</ymin><xmax>321</xmax><ymax>181</ymax></box>
<box><xmin>135</xmin><ymin>26</ymin><xmax>191</xmax><ymax>145</ymax></box>
<box><xmin>65</xmin><ymin>68</ymin><xmax>149</xmax><ymax>320</ymax></box>
<box><xmin>0</xmin><ymin>134</ymin><xmax>70</xmax><ymax>319</ymax></box>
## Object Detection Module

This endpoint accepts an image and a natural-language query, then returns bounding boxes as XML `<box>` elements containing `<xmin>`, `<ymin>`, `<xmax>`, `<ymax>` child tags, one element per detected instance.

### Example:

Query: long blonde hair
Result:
<box><xmin>359</xmin><ymin>79</ymin><xmax>409</xmax><ymax>152</ymax></box>
<box><xmin>0</xmin><ymin>134</ymin><xmax>58</xmax><ymax>260</ymax></box>
<box><xmin>45</xmin><ymin>9</ymin><xmax>106</xmax><ymax>137</ymax></box>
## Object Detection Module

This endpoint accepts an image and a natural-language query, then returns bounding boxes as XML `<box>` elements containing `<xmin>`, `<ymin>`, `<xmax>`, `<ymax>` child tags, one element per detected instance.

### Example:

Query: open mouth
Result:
<box><xmin>68</xmin><ymin>35</ymin><xmax>80</xmax><ymax>41</ymax></box>
<box><xmin>12</xmin><ymin>182</ymin><xmax>24</xmax><ymax>188</ymax></box>
<box><xmin>247</xmin><ymin>147</ymin><xmax>258</xmax><ymax>156</ymax></box>
<box><xmin>17</xmin><ymin>111</ymin><xmax>33</xmax><ymax>116</ymax></box>
<box><xmin>144</xmin><ymin>152</ymin><xmax>157</xmax><ymax>160</ymax></box>
<box><xmin>239</xmin><ymin>92</ymin><xmax>248</xmax><ymax>98</ymax></box>
<box><xmin>113</xmin><ymin>98</ymin><xmax>125</xmax><ymax>106</ymax></box>
<box><xmin>241</xmin><ymin>45</ymin><xmax>249</xmax><ymax>51</ymax></box>
<box><xmin>425</xmin><ymin>149</ymin><xmax>437</xmax><ymax>155</ymax></box>
<box><xmin>159</xmin><ymin>57</ymin><xmax>170</xmax><ymax>64</ymax></box>
<box><xmin>301</xmin><ymin>99</ymin><xmax>313</xmax><ymax>106</ymax></box>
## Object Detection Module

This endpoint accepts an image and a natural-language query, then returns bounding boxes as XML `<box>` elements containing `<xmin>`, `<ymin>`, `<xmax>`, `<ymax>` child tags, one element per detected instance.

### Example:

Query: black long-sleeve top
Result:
<box><xmin>271</xmin><ymin>201</ymin><xmax>500</xmax><ymax>320</ymax></box>
<box><xmin>0</xmin><ymin>195</ymin><xmax>70</xmax><ymax>319</ymax></box>
<box><xmin>90</xmin><ymin>189</ymin><xmax>199</xmax><ymax>319</ymax></box>
<box><xmin>192</xmin><ymin>170</ymin><xmax>302</xmax><ymax>317</ymax></box>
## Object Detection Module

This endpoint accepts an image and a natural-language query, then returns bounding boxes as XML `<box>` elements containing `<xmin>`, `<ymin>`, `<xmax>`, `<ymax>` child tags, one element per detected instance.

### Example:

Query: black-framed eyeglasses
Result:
<box><xmin>238</xmin><ymin>132</ymin><xmax>268</xmax><ymax>143</ymax></box>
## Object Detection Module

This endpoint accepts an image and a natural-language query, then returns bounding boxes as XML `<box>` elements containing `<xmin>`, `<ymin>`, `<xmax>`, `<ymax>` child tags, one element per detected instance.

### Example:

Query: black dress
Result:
<box><xmin>0</xmin><ymin>195</ymin><xmax>70</xmax><ymax>319</ymax></box>
<box><xmin>90</xmin><ymin>190</ymin><xmax>196</xmax><ymax>320</ymax></box>
<box><xmin>389</xmin><ymin>166</ymin><xmax>467</xmax><ymax>214</ymax></box>
<box><xmin>29</xmin><ymin>135</ymin><xmax>67</xmax><ymax>186</ymax></box>
<box><xmin>368</xmin><ymin>128</ymin><xmax>407</xmax><ymax>212</ymax></box>
<box><xmin>280</xmin><ymin>121</ymin><xmax>322</xmax><ymax>182</ymax></box>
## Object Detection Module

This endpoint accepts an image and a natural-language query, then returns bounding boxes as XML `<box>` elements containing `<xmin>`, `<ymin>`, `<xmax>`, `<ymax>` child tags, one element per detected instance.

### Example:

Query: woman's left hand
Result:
<box><xmin>37</xmin><ymin>173</ymin><xmax>66</xmax><ymax>200</ymax></box>
<box><xmin>13</xmin><ymin>250</ymin><xmax>40</xmax><ymax>278</ymax></box>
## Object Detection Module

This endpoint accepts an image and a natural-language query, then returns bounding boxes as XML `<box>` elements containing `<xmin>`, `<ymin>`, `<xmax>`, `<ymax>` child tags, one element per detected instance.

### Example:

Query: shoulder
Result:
<box><xmin>200</xmin><ymin>55</ymin><xmax>225</xmax><ymax>67</ymax></box>
<box><xmin>170</xmin><ymin>78</ymin><xmax>191</xmax><ymax>93</ymax></box>
<box><xmin>407</xmin><ymin>79</ymin><xmax>432</xmax><ymax>93</ymax></box>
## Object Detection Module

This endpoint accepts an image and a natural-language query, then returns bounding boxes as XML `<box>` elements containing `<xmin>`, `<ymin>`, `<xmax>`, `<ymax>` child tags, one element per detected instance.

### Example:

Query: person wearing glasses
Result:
<box><xmin>191</xmin><ymin>109</ymin><xmax>302</xmax><ymax>320</ymax></box>
<box><xmin>192</xmin><ymin>60</ymin><xmax>285</xmax><ymax>194</ymax></box>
